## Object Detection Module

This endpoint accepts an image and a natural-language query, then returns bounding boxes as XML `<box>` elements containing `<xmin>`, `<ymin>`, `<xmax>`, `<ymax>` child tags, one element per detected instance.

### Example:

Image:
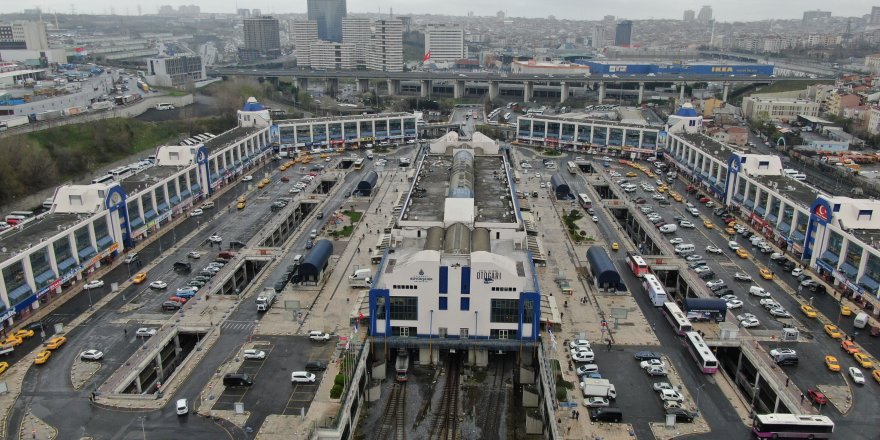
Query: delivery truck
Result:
<box><xmin>349</xmin><ymin>268</ymin><xmax>372</xmax><ymax>288</ymax></box>
<box><xmin>255</xmin><ymin>288</ymin><xmax>277</xmax><ymax>312</ymax></box>
<box><xmin>580</xmin><ymin>378</ymin><xmax>617</xmax><ymax>399</ymax></box>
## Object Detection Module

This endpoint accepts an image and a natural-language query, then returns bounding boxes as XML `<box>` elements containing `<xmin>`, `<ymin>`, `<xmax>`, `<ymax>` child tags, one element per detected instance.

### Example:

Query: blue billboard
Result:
<box><xmin>575</xmin><ymin>60</ymin><xmax>774</xmax><ymax>76</ymax></box>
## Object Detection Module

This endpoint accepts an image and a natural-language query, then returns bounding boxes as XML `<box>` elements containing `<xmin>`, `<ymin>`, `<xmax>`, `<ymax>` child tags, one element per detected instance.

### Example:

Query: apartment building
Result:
<box><xmin>367</xmin><ymin>19</ymin><xmax>403</xmax><ymax>72</ymax></box>
<box><xmin>425</xmin><ymin>24</ymin><xmax>466</xmax><ymax>64</ymax></box>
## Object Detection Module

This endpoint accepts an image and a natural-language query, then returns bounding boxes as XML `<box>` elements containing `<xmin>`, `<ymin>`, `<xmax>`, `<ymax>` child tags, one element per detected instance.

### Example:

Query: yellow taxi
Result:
<box><xmin>4</xmin><ymin>335</ymin><xmax>22</xmax><ymax>346</ymax></box>
<box><xmin>657</xmin><ymin>186</ymin><xmax>667</xmax><ymax>193</ymax></box>
<box><xmin>703</xmin><ymin>219</ymin><xmax>714</xmax><ymax>229</ymax></box>
<box><xmin>727</xmin><ymin>221</ymin><xmax>737</xmax><ymax>228</ymax></box>
<box><xmin>237</xmin><ymin>201</ymin><xmax>246</xmax><ymax>210</ymax></box>
<box><xmin>238</xmin><ymin>195</ymin><xmax>246</xmax><ymax>204</ymax></box>
<box><xmin>800</xmin><ymin>304</ymin><xmax>818</xmax><ymax>318</ymax></box>
<box><xmin>825</xmin><ymin>355</ymin><xmax>841</xmax><ymax>372</ymax></box>
<box><xmin>45</xmin><ymin>335</ymin><xmax>66</xmax><ymax>350</ymax></box>
<box><xmin>840</xmin><ymin>305</ymin><xmax>853</xmax><ymax>316</ymax></box>
<box><xmin>279</xmin><ymin>164</ymin><xmax>288</xmax><ymax>171</ymax></box>
<box><xmin>736</xmin><ymin>248</ymin><xmax>749</xmax><ymax>259</ymax></box>
<box><xmin>34</xmin><ymin>350</ymin><xmax>51</xmax><ymax>365</ymax></box>
<box><xmin>13</xmin><ymin>329</ymin><xmax>34</xmax><ymax>339</ymax></box>
<box><xmin>824</xmin><ymin>324</ymin><xmax>843</xmax><ymax>339</ymax></box>
<box><xmin>854</xmin><ymin>353</ymin><xmax>875</xmax><ymax>369</ymax></box>
<box><xmin>760</xmin><ymin>268</ymin><xmax>774</xmax><ymax>280</ymax></box>
<box><xmin>0</xmin><ymin>361</ymin><xmax>7</xmax><ymax>375</ymax></box>
<box><xmin>132</xmin><ymin>272</ymin><xmax>147</xmax><ymax>284</ymax></box>
<box><xmin>611</xmin><ymin>242</ymin><xmax>619</xmax><ymax>251</ymax></box>
<box><xmin>320</xmin><ymin>153</ymin><xmax>329</xmax><ymax>159</ymax></box>
<box><xmin>873</xmin><ymin>369</ymin><xmax>880</xmax><ymax>384</ymax></box>
<box><xmin>257</xmin><ymin>178</ymin><xmax>270</xmax><ymax>189</ymax></box>
<box><xmin>647</xmin><ymin>172</ymin><xmax>656</xmax><ymax>178</ymax></box>
<box><xmin>726</xmin><ymin>227</ymin><xmax>736</xmax><ymax>235</ymax></box>
<box><xmin>626</xmin><ymin>172</ymin><xmax>637</xmax><ymax>177</ymax></box>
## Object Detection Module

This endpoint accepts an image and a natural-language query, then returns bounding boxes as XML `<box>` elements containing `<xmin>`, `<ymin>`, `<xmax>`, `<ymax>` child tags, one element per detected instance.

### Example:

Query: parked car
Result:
<box><xmin>80</xmin><ymin>349</ymin><xmax>104</xmax><ymax>361</ymax></box>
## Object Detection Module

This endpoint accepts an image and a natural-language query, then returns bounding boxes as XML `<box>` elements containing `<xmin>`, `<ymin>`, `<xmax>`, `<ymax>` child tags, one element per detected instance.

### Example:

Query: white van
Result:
<box><xmin>292</xmin><ymin>254</ymin><xmax>304</xmax><ymax>265</ymax></box>
<box><xmin>156</xmin><ymin>103</ymin><xmax>174</xmax><ymax>110</ymax></box>
<box><xmin>659</xmin><ymin>224</ymin><xmax>678</xmax><ymax>234</ymax></box>
<box><xmin>854</xmin><ymin>312</ymin><xmax>869</xmax><ymax>329</ymax></box>
<box><xmin>674</xmin><ymin>244</ymin><xmax>695</xmax><ymax>255</ymax></box>
<box><xmin>792</xmin><ymin>173</ymin><xmax>807</xmax><ymax>181</ymax></box>
<box><xmin>309</xmin><ymin>229</ymin><xmax>317</xmax><ymax>239</ymax></box>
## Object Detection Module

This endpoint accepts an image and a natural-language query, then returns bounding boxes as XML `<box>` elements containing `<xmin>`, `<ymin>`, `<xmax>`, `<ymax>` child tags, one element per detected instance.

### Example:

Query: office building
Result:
<box><xmin>425</xmin><ymin>24</ymin><xmax>466</xmax><ymax>64</ymax></box>
<box><xmin>803</xmin><ymin>10</ymin><xmax>832</xmax><ymax>22</ymax></box>
<box><xmin>698</xmin><ymin>5</ymin><xmax>713</xmax><ymax>23</ymax></box>
<box><xmin>0</xmin><ymin>21</ymin><xmax>48</xmax><ymax>50</ymax></box>
<box><xmin>292</xmin><ymin>20</ymin><xmax>319</xmax><ymax>65</ymax></box>
<box><xmin>307</xmin><ymin>0</ymin><xmax>347</xmax><ymax>43</ymax></box>
<box><xmin>741</xmin><ymin>96</ymin><xmax>820</xmax><ymax>122</ymax></box>
<box><xmin>309</xmin><ymin>41</ymin><xmax>355</xmax><ymax>70</ymax></box>
<box><xmin>240</xmin><ymin>16</ymin><xmax>281</xmax><ymax>62</ymax></box>
<box><xmin>342</xmin><ymin>18</ymin><xmax>372</xmax><ymax>66</ymax></box>
<box><xmin>367</xmin><ymin>19</ymin><xmax>403</xmax><ymax>72</ymax></box>
<box><xmin>145</xmin><ymin>55</ymin><xmax>206</xmax><ymax>89</ymax></box>
<box><xmin>614</xmin><ymin>21</ymin><xmax>632</xmax><ymax>47</ymax></box>
<box><xmin>683</xmin><ymin>10</ymin><xmax>695</xmax><ymax>21</ymax></box>
<box><xmin>871</xmin><ymin>6</ymin><xmax>880</xmax><ymax>25</ymax></box>
<box><xmin>591</xmin><ymin>27</ymin><xmax>606</xmax><ymax>49</ymax></box>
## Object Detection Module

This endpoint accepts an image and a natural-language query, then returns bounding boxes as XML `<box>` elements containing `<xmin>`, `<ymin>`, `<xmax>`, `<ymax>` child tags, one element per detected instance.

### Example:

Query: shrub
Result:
<box><xmin>330</xmin><ymin>384</ymin><xmax>343</xmax><ymax>399</ymax></box>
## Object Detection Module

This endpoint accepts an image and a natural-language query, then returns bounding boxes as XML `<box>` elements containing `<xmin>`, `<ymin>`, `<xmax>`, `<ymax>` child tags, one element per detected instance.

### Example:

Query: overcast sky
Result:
<box><xmin>3</xmin><ymin>1</ymin><xmax>876</xmax><ymax>21</ymax></box>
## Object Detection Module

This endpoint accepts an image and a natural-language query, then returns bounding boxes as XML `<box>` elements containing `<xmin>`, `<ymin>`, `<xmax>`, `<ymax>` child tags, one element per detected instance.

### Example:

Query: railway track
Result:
<box><xmin>431</xmin><ymin>358</ymin><xmax>461</xmax><ymax>440</ymax></box>
<box><xmin>375</xmin><ymin>382</ymin><xmax>407</xmax><ymax>440</ymax></box>
<box><xmin>482</xmin><ymin>358</ymin><xmax>507</xmax><ymax>440</ymax></box>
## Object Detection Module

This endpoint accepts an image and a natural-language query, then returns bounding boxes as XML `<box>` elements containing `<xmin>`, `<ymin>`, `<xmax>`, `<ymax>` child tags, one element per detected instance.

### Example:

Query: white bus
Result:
<box><xmin>567</xmin><ymin>161</ymin><xmax>578</xmax><ymax>174</ymax></box>
<box><xmin>641</xmin><ymin>273</ymin><xmax>667</xmax><ymax>307</ymax></box>
<box><xmin>488</xmin><ymin>108</ymin><xmax>501</xmax><ymax>119</ymax></box>
<box><xmin>353</xmin><ymin>158</ymin><xmax>365</xmax><ymax>170</ymax></box>
<box><xmin>91</xmin><ymin>174</ymin><xmax>115</xmax><ymax>185</ymax></box>
<box><xmin>577</xmin><ymin>193</ymin><xmax>592</xmax><ymax>210</ymax></box>
<box><xmin>684</xmin><ymin>331</ymin><xmax>718</xmax><ymax>374</ymax></box>
<box><xmin>661</xmin><ymin>302</ymin><xmax>692</xmax><ymax>335</ymax></box>
<box><xmin>752</xmin><ymin>414</ymin><xmax>834</xmax><ymax>439</ymax></box>
<box><xmin>109</xmin><ymin>166</ymin><xmax>133</xmax><ymax>180</ymax></box>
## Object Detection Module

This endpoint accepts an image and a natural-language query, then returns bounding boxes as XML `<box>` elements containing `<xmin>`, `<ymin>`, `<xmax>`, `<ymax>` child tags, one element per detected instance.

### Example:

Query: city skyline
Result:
<box><xmin>3</xmin><ymin>1</ymin><xmax>879</xmax><ymax>22</ymax></box>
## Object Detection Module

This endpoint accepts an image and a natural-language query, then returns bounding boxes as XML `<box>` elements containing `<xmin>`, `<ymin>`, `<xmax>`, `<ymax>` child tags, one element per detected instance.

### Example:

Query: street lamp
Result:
<box><xmin>429</xmin><ymin>310</ymin><xmax>433</xmax><ymax>362</ymax></box>
<box><xmin>695</xmin><ymin>383</ymin><xmax>707</xmax><ymax>414</ymax></box>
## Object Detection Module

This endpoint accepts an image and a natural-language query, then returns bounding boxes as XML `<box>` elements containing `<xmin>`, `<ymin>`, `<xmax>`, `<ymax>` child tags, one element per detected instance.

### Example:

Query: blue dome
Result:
<box><xmin>242</xmin><ymin>101</ymin><xmax>266</xmax><ymax>111</ymax></box>
<box><xmin>675</xmin><ymin>106</ymin><xmax>698</xmax><ymax>117</ymax></box>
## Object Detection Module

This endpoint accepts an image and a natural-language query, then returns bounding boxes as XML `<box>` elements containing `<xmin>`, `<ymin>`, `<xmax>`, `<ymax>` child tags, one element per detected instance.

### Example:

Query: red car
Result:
<box><xmin>168</xmin><ymin>296</ymin><xmax>188</xmax><ymax>304</ymax></box>
<box><xmin>308</xmin><ymin>172</ymin><xmax>318</xmax><ymax>177</ymax></box>
<box><xmin>699</xmin><ymin>197</ymin><xmax>711</xmax><ymax>203</ymax></box>
<box><xmin>281</xmin><ymin>176</ymin><xmax>290</xmax><ymax>182</ymax></box>
<box><xmin>807</xmin><ymin>389</ymin><xmax>828</xmax><ymax>405</ymax></box>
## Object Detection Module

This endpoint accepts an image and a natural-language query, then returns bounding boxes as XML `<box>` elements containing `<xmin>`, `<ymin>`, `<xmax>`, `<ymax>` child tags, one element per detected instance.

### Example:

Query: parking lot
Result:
<box><xmin>214</xmin><ymin>336</ymin><xmax>335</xmax><ymax>417</ymax></box>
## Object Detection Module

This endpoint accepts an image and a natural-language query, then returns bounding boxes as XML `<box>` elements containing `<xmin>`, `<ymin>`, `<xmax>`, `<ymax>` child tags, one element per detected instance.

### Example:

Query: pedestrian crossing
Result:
<box><xmin>221</xmin><ymin>320</ymin><xmax>256</xmax><ymax>331</ymax></box>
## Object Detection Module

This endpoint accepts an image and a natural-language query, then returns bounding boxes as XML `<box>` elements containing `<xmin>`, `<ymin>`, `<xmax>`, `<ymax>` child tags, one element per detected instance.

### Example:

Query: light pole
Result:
<box><xmin>429</xmin><ymin>309</ymin><xmax>434</xmax><ymax>362</ymax></box>
<box><xmin>750</xmin><ymin>385</ymin><xmax>760</xmax><ymax>419</ymax></box>
<box><xmin>474</xmin><ymin>311</ymin><xmax>478</xmax><ymax>339</ymax></box>
<box><xmin>695</xmin><ymin>383</ymin><xmax>706</xmax><ymax>414</ymax></box>
<box><xmin>140</xmin><ymin>416</ymin><xmax>146</xmax><ymax>440</ymax></box>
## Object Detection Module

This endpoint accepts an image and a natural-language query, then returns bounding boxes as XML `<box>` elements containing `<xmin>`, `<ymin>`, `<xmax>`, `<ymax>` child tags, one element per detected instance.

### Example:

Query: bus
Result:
<box><xmin>353</xmin><ymin>158</ymin><xmax>365</xmax><ymax>170</ymax></box>
<box><xmin>684</xmin><ymin>331</ymin><xmax>718</xmax><ymax>373</ymax></box>
<box><xmin>488</xmin><ymin>108</ymin><xmax>501</xmax><ymax>120</ymax></box>
<box><xmin>752</xmin><ymin>414</ymin><xmax>834</xmax><ymax>439</ymax></box>
<box><xmin>567</xmin><ymin>161</ymin><xmax>578</xmax><ymax>175</ymax></box>
<box><xmin>5</xmin><ymin>211</ymin><xmax>35</xmax><ymax>226</ymax></box>
<box><xmin>641</xmin><ymin>273</ymin><xmax>667</xmax><ymax>306</ymax></box>
<box><xmin>109</xmin><ymin>166</ymin><xmax>133</xmax><ymax>180</ymax></box>
<box><xmin>91</xmin><ymin>174</ymin><xmax>115</xmax><ymax>185</ymax></box>
<box><xmin>513</xmin><ymin>170</ymin><xmax>521</xmax><ymax>183</ymax></box>
<box><xmin>577</xmin><ymin>193</ymin><xmax>592</xmax><ymax>210</ymax></box>
<box><xmin>626</xmin><ymin>253</ymin><xmax>649</xmax><ymax>278</ymax></box>
<box><xmin>661</xmin><ymin>302</ymin><xmax>692</xmax><ymax>335</ymax></box>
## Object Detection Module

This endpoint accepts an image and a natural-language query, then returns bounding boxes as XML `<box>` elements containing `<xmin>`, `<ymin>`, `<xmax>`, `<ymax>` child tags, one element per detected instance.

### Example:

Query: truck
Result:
<box><xmin>580</xmin><ymin>378</ymin><xmax>617</xmax><ymax>399</ymax></box>
<box><xmin>34</xmin><ymin>109</ymin><xmax>63</xmax><ymax>121</ymax></box>
<box><xmin>90</xmin><ymin>101</ymin><xmax>114</xmax><ymax>111</ymax></box>
<box><xmin>0</xmin><ymin>342</ymin><xmax>13</xmax><ymax>356</ymax></box>
<box><xmin>256</xmin><ymin>288</ymin><xmax>277</xmax><ymax>312</ymax></box>
<box><xmin>854</xmin><ymin>312</ymin><xmax>869</xmax><ymax>329</ymax></box>
<box><xmin>349</xmin><ymin>268</ymin><xmax>372</xmax><ymax>287</ymax></box>
<box><xmin>0</xmin><ymin>115</ymin><xmax>30</xmax><ymax>131</ymax></box>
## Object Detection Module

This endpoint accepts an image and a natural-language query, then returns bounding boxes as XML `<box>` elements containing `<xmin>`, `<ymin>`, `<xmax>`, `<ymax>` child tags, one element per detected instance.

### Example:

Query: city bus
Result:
<box><xmin>567</xmin><ymin>161</ymin><xmax>578</xmax><ymax>175</ymax></box>
<box><xmin>661</xmin><ymin>302</ymin><xmax>692</xmax><ymax>335</ymax></box>
<box><xmin>752</xmin><ymin>413</ymin><xmax>834</xmax><ymax>439</ymax></box>
<box><xmin>353</xmin><ymin>158</ymin><xmax>365</xmax><ymax>170</ymax></box>
<box><xmin>626</xmin><ymin>253</ymin><xmax>649</xmax><ymax>278</ymax></box>
<box><xmin>91</xmin><ymin>174</ymin><xmax>115</xmax><ymax>185</ymax></box>
<box><xmin>684</xmin><ymin>331</ymin><xmax>718</xmax><ymax>374</ymax></box>
<box><xmin>577</xmin><ymin>193</ymin><xmax>592</xmax><ymax>210</ymax></box>
<box><xmin>513</xmin><ymin>170</ymin><xmax>521</xmax><ymax>183</ymax></box>
<box><xmin>488</xmin><ymin>108</ymin><xmax>501</xmax><ymax>120</ymax></box>
<box><xmin>641</xmin><ymin>273</ymin><xmax>667</xmax><ymax>307</ymax></box>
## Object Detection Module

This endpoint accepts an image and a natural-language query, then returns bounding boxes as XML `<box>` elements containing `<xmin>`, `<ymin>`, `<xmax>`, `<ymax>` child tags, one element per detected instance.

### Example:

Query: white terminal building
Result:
<box><xmin>367</xmin><ymin>132</ymin><xmax>550</xmax><ymax>366</ymax></box>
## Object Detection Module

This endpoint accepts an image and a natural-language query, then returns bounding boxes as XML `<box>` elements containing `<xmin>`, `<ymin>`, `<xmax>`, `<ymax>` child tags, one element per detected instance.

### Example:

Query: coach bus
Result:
<box><xmin>752</xmin><ymin>413</ymin><xmax>834</xmax><ymax>439</ymax></box>
<box><xmin>661</xmin><ymin>302</ymin><xmax>692</xmax><ymax>335</ymax></box>
<box><xmin>626</xmin><ymin>253</ymin><xmax>649</xmax><ymax>278</ymax></box>
<box><xmin>567</xmin><ymin>161</ymin><xmax>578</xmax><ymax>174</ymax></box>
<box><xmin>641</xmin><ymin>273</ymin><xmax>667</xmax><ymax>306</ymax></box>
<box><xmin>577</xmin><ymin>193</ymin><xmax>592</xmax><ymax>210</ymax></box>
<box><xmin>684</xmin><ymin>331</ymin><xmax>718</xmax><ymax>374</ymax></box>
<box><xmin>353</xmin><ymin>158</ymin><xmax>365</xmax><ymax>170</ymax></box>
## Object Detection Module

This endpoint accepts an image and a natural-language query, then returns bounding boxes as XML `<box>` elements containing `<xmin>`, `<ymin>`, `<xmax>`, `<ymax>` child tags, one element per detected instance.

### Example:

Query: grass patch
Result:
<box><xmin>751</xmin><ymin>79</ymin><xmax>833</xmax><ymax>94</ymax></box>
<box><xmin>562</xmin><ymin>209</ymin><xmax>586</xmax><ymax>243</ymax></box>
<box><xmin>329</xmin><ymin>225</ymin><xmax>355</xmax><ymax>238</ymax></box>
<box><xmin>343</xmin><ymin>210</ymin><xmax>363</xmax><ymax>223</ymax></box>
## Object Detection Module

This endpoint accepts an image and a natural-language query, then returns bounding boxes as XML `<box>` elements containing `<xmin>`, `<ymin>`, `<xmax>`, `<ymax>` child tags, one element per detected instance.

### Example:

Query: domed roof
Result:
<box><xmin>674</xmin><ymin>103</ymin><xmax>698</xmax><ymax>117</ymax></box>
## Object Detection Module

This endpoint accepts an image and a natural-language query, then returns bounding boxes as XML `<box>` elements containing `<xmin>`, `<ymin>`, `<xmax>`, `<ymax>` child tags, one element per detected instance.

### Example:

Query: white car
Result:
<box><xmin>592</xmin><ymin>216</ymin><xmax>599</xmax><ymax>222</ymax></box>
<box><xmin>290</xmin><ymin>188</ymin><xmax>301</xmax><ymax>194</ymax></box>
<box><xmin>669</xmin><ymin>238</ymin><xmax>684</xmax><ymax>245</ymax></box>
<box><xmin>769</xmin><ymin>308</ymin><xmax>791</xmax><ymax>318</ymax></box>
<box><xmin>291</xmin><ymin>371</ymin><xmax>317</xmax><ymax>383</ymax></box>
<box><xmin>706</xmin><ymin>279</ymin><xmax>726</xmax><ymax>289</ymax></box>
<box><xmin>149</xmin><ymin>280</ymin><xmax>168</xmax><ymax>290</ymax></box>
<box><xmin>749</xmin><ymin>287</ymin><xmax>770</xmax><ymax>297</ymax></box>
<box><xmin>190</xmin><ymin>209</ymin><xmax>204</xmax><ymax>217</ymax></box>
<box><xmin>653</xmin><ymin>382</ymin><xmax>673</xmax><ymax>392</ymax></box>
<box><xmin>849</xmin><ymin>367</ymin><xmax>865</xmax><ymax>384</ymax></box>
<box><xmin>208</xmin><ymin>235</ymin><xmax>222</xmax><ymax>243</ymax></box>
<box><xmin>576</xmin><ymin>364</ymin><xmax>599</xmax><ymax>375</ymax></box>
<box><xmin>721</xmin><ymin>294</ymin><xmax>739</xmax><ymax>302</ymax></box>
<box><xmin>770</xmin><ymin>348</ymin><xmax>797</xmax><ymax>359</ymax></box>
<box><xmin>679</xmin><ymin>221</ymin><xmax>695</xmax><ymax>228</ymax></box>
<box><xmin>685</xmin><ymin>255</ymin><xmax>703</xmax><ymax>262</ymax></box>
<box><xmin>136</xmin><ymin>328</ymin><xmax>157</xmax><ymax>337</ymax></box>
<box><xmin>736</xmin><ymin>313</ymin><xmax>757</xmax><ymax>321</ymax></box>
<box><xmin>568</xmin><ymin>339</ymin><xmax>591</xmax><ymax>349</ymax></box>
<box><xmin>694</xmin><ymin>266</ymin><xmax>712</xmax><ymax>274</ymax></box>
<box><xmin>652</xmin><ymin>193</ymin><xmax>667</xmax><ymax>200</ymax></box>
<box><xmin>243</xmin><ymin>349</ymin><xmax>266</xmax><ymax>360</ymax></box>
<box><xmin>309</xmin><ymin>330</ymin><xmax>331</xmax><ymax>341</ymax></box>
<box><xmin>734</xmin><ymin>272</ymin><xmax>753</xmax><ymax>282</ymax></box>
<box><xmin>534</xmin><ymin>173</ymin><xmax>541</xmax><ymax>178</ymax></box>
<box><xmin>187</xmin><ymin>251</ymin><xmax>201</xmax><ymax>259</ymax></box>
<box><xmin>728</xmin><ymin>241</ymin><xmax>741</xmax><ymax>250</ymax></box>
<box><xmin>791</xmin><ymin>267</ymin><xmax>804</xmax><ymax>277</ymax></box>
<box><xmin>201</xmin><ymin>201</ymin><xmax>215</xmax><ymax>209</ymax></box>
<box><xmin>583</xmin><ymin>396</ymin><xmax>610</xmax><ymax>407</ymax></box>
<box><xmin>706</xmin><ymin>245</ymin><xmax>723</xmax><ymax>254</ymax></box>
<box><xmin>572</xmin><ymin>350</ymin><xmax>595</xmax><ymax>363</ymax></box>
<box><xmin>760</xmin><ymin>299</ymin><xmax>781</xmax><ymax>310</ymax></box>
<box><xmin>726</xmin><ymin>299</ymin><xmax>744</xmax><ymax>309</ymax></box>
<box><xmin>640</xmin><ymin>359</ymin><xmax>665</xmax><ymax>370</ymax></box>
<box><xmin>242</xmin><ymin>175</ymin><xmax>253</xmax><ymax>181</ymax></box>
<box><xmin>740</xmin><ymin>318</ymin><xmax>760</xmax><ymax>328</ymax></box>
<box><xmin>80</xmin><ymin>349</ymin><xmax>104</xmax><ymax>361</ymax></box>
<box><xmin>658</xmin><ymin>389</ymin><xmax>684</xmax><ymax>402</ymax></box>
<box><xmin>83</xmin><ymin>280</ymin><xmax>105</xmax><ymax>290</ymax></box>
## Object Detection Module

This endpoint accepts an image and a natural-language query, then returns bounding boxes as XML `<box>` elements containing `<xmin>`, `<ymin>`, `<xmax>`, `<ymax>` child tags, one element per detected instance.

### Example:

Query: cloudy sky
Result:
<box><xmin>2</xmin><ymin>1</ymin><xmax>876</xmax><ymax>21</ymax></box>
